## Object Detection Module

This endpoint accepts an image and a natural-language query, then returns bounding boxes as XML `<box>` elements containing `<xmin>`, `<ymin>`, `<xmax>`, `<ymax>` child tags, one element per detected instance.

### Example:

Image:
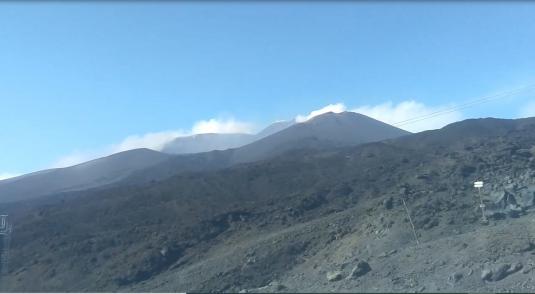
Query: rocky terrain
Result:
<box><xmin>1</xmin><ymin>117</ymin><xmax>535</xmax><ymax>292</ymax></box>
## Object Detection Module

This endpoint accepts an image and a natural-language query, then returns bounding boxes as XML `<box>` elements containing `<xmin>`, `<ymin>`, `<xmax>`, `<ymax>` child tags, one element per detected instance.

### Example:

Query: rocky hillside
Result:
<box><xmin>1</xmin><ymin>117</ymin><xmax>535</xmax><ymax>292</ymax></box>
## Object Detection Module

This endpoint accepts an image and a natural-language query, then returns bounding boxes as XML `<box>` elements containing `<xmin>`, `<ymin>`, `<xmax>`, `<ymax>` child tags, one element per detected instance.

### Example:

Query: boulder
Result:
<box><xmin>487</xmin><ymin>191</ymin><xmax>517</xmax><ymax>210</ymax></box>
<box><xmin>450</xmin><ymin>272</ymin><xmax>463</xmax><ymax>283</ymax></box>
<box><xmin>489</xmin><ymin>263</ymin><xmax>521</xmax><ymax>281</ymax></box>
<box><xmin>492</xmin><ymin>264</ymin><xmax>511</xmax><ymax>281</ymax></box>
<box><xmin>516</xmin><ymin>185</ymin><xmax>535</xmax><ymax>208</ymax></box>
<box><xmin>242</xmin><ymin>281</ymin><xmax>287</xmax><ymax>292</ymax></box>
<box><xmin>326</xmin><ymin>271</ymin><xmax>343</xmax><ymax>282</ymax></box>
<box><xmin>481</xmin><ymin>268</ymin><xmax>492</xmax><ymax>281</ymax></box>
<box><xmin>383</xmin><ymin>197</ymin><xmax>394</xmax><ymax>210</ymax></box>
<box><xmin>511</xmin><ymin>262</ymin><xmax>523</xmax><ymax>273</ymax></box>
<box><xmin>506</xmin><ymin>204</ymin><xmax>523</xmax><ymax>218</ymax></box>
<box><xmin>349</xmin><ymin>261</ymin><xmax>371</xmax><ymax>278</ymax></box>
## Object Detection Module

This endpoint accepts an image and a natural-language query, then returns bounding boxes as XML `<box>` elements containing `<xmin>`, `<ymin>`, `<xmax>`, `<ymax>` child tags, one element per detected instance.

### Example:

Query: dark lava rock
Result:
<box><xmin>383</xmin><ymin>197</ymin><xmax>394</xmax><ymax>210</ymax></box>
<box><xmin>349</xmin><ymin>261</ymin><xmax>371</xmax><ymax>278</ymax></box>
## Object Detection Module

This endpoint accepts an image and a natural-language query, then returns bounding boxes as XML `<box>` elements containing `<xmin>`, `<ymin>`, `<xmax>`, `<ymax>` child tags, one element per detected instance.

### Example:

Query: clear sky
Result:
<box><xmin>1</xmin><ymin>1</ymin><xmax>535</xmax><ymax>177</ymax></box>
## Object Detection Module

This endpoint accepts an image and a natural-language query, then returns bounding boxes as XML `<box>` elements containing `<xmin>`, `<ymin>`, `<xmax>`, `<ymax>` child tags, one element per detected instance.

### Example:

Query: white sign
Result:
<box><xmin>474</xmin><ymin>181</ymin><xmax>484</xmax><ymax>188</ymax></box>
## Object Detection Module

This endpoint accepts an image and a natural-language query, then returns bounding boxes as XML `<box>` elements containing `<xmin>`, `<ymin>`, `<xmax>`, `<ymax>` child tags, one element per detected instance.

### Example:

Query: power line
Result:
<box><xmin>391</xmin><ymin>84</ymin><xmax>535</xmax><ymax>128</ymax></box>
<box><xmin>393</xmin><ymin>84</ymin><xmax>535</xmax><ymax>127</ymax></box>
<box><xmin>393</xmin><ymin>84</ymin><xmax>535</xmax><ymax>126</ymax></box>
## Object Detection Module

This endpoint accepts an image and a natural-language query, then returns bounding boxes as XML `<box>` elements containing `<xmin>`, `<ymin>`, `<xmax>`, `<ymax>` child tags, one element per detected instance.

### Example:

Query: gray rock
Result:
<box><xmin>326</xmin><ymin>271</ymin><xmax>343</xmax><ymax>282</ymax></box>
<box><xmin>517</xmin><ymin>186</ymin><xmax>535</xmax><ymax>208</ymax></box>
<box><xmin>506</xmin><ymin>204</ymin><xmax>523</xmax><ymax>218</ymax></box>
<box><xmin>245</xmin><ymin>256</ymin><xmax>256</xmax><ymax>265</ymax></box>
<box><xmin>349</xmin><ymin>261</ymin><xmax>371</xmax><ymax>278</ymax></box>
<box><xmin>268</xmin><ymin>281</ymin><xmax>286</xmax><ymax>291</ymax></box>
<box><xmin>264</xmin><ymin>281</ymin><xmax>286</xmax><ymax>292</ymax></box>
<box><xmin>483</xmin><ymin>262</ymin><xmax>523</xmax><ymax>281</ymax></box>
<box><xmin>481</xmin><ymin>268</ymin><xmax>493</xmax><ymax>281</ymax></box>
<box><xmin>244</xmin><ymin>281</ymin><xmax>287</xmax><ymax>292</ymax></box>
<box><xmin>159</xmin><ymin>247</ymin><xmax>168</xmax><ymax>257</ymax></box>
<box><xmin>379</xmin><ymin>249</ymin><xmax>397</xmax><ymax>258</ymax></box>
<box><xmin>383</xmin><ymin>197</ymin><xmax>394</xmax><ymax>210</ymax></box>
<box><xmin>511</xmin><ymin>262</ymin><xmax>523</xmax><ymax>273</ymax></box>
<box><xmin>450</xmin><ymin>272</ymin><xmax>463</xmax><ymax>283</ymax></box>
<box><xmin>492</xmin><ymin>264</ymin><xmax>511</xmax><ymax>281</ymax></box>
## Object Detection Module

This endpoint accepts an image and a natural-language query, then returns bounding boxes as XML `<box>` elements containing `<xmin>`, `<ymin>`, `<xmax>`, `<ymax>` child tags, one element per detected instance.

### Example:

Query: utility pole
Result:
<box><xmin>474</xmin><ymin>181</ymin><xmax>489</xmax><ymax>225</ymax></box>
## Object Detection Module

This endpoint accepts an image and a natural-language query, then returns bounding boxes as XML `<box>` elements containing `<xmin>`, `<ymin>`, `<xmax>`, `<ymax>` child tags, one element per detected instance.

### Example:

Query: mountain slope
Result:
<box><xmin>391</xmin><ymin>117</ymin><xmax>535</xmax><ymax>149</ymax></box>
<box><xmin>0</xmin><ymin>112</ymin><xmax>404</xmax><ymax>203</ymax></box>
<box><xmin>0</xmin><ymin>120</ymin><xmax>295</xmax><ymax>203</ymax></box>
<box><xmin>161</xmin><ymin>133</ymin><xmax>255</xmax><ymax>154</ymax></box>
<box><xmin>229</xmin><ymin>111</ymin><xmax>411</xmax><ymax>163</ymax></box>
<box><xmin>0</xmin><ymin>148</ymin><xmax>171</xmax><ymax>203</ymax></box>
<box><xmin>123</xmin><ymin>112</ymin><xmax>410</xmax><ymax>184</ymax></box>
<box><xmin>255</xmin><ymin>120</ymin><xmax>295</xmax><ymax>138</ymax></box>
<box><xmin>160</xmin><ymin>120</ymin><xmax>295</xmax><ymax>155</ymax></box>
<box><xmin>4</xmin><ymin>117</ymin><xmax>535</xmax><ymax>292</ymax></box>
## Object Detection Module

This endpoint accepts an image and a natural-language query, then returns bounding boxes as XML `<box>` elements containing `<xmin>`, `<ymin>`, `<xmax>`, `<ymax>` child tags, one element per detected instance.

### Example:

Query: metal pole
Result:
<box><xmin>401</xmin><ymin>197</ymin><xmax>420</xmax><ymax>246</ymax></box>
<box><xmin>477</xmin><ymin>187</ymin><xmax>488</xmax><ymax>224</ymax></box>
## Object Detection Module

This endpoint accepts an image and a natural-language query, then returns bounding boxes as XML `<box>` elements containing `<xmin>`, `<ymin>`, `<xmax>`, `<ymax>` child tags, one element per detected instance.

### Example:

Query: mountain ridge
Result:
<box><xmin>160</xmin><ymin>119</ymin><xmax>295</xmax><ymax>155</ymax></box>
<box><xmin>2</xmin><ymin>116</ymin><xmax>535</xmax><ymax>292</ymax></box>
<box><xmin>0</xmin><ymin>112</ymin><xmax>409</xmax><ymax>203</ymax></box>
<box><xmin>0</xmin><ymin>148</ymin><xmax>171</xmax><ymax>203</ymax></box>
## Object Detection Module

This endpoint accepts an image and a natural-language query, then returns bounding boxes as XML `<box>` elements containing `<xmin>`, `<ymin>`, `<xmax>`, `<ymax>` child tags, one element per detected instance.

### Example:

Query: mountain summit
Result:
<box><xmin>229</xmin><ymin>111</ymin><xmax>411</xmax><ymax>163</ymax></box>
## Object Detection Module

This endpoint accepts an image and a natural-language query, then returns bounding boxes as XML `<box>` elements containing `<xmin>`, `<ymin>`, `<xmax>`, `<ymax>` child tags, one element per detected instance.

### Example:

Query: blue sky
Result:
<box><xmin>1</xmin><ymin>2</ymin><xmax>535</xmax><ymax>177</ymax></box>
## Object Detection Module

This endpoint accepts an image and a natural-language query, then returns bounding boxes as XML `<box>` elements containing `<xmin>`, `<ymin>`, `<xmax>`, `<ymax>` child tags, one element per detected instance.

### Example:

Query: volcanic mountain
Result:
<box><xmin>2</xmin><ymin>117</ymin><xmax>535</xmax><ymax>292</ymax></box>
<box><xmin>0</xmin><ymin>112</ymin><xmax>409</xmax><ymax>204</ymax></box>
